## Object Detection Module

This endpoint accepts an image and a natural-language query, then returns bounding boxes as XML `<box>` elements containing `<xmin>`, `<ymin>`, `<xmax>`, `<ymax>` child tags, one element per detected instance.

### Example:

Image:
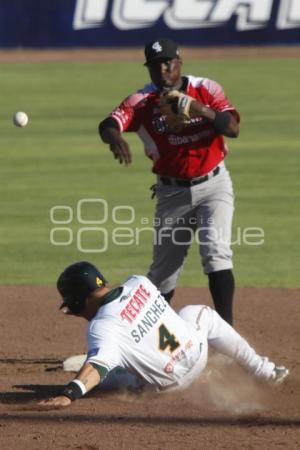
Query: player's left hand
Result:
<box><xmin>159</xmin><ymin>89</ymin><xmax>195</xmax><ymax>132</ymax></box>
<box><xmin>38</xmin><ymin>395</ymin><xmax>72</xmax><ymax>409</ymax></box>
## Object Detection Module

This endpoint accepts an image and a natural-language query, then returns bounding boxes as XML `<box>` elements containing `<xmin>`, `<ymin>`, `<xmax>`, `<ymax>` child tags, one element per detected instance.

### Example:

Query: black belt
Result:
<box><xmin>160</xmin><ymin>166</ymin><xmax>220</xmax><ymax>187</ymax></box>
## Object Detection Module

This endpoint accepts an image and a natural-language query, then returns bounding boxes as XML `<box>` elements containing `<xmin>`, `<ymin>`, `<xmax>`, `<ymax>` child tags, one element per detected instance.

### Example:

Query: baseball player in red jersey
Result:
<box><xmin>99</xmin><ymin>38</ymin><xmax>240</xmax><ymax>324</ymax></box>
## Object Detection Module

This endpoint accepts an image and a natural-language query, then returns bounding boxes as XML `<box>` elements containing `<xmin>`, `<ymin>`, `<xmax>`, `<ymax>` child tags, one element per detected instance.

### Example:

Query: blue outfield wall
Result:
<box><xmin>0</xmin><ymin>0</ymin><xmax>300</xmax><ymax>48</ymax></box>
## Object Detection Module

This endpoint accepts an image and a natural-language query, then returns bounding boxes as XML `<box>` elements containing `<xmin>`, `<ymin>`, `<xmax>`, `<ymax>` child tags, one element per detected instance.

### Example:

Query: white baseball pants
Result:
<box><xmin>178</xmin><ymin>305</ymin><xmax>275</xmax><ymax>384</ymax></box>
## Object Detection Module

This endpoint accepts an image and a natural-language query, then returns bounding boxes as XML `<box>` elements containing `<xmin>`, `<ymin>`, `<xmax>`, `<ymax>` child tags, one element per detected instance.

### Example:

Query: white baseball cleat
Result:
<box><xmin>63</xmin><ymin>354</ymin><xmax>87</xmax><ymax>372</ymax></box>
<box><xmin>270</xmin><ymin>365</ymin><xmax>289</xmax><ymax>384</ymax></box>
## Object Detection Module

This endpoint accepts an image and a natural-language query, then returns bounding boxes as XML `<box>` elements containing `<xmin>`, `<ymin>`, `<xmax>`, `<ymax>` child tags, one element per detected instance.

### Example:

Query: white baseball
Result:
<box><xmin>13</xmin><ymin>111</ymin><xmax>29</xmax><ymax>128</ymax></box>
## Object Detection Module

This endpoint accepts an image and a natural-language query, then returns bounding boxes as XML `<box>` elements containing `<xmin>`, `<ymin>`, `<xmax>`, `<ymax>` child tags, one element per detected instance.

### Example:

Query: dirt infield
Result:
<box><xmin>1</xmin><ymin>45</ymin><xmax>300</xmax><ymax>62</ymax></box>
<box><xmin>0</xmin><ymin>286</ymin><xmax>299</xmax><ymax>449</ymax></box>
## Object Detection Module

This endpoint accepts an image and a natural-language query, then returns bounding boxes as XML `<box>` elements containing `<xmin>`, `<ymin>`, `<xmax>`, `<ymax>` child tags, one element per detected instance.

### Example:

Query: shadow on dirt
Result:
<box><xmin>0</xmin><ymin>383</ymin><xmax>299</xmax><ymax>428</ymax></box>
<box><xmin>0</xmin><ymin>384</ymin><xmax>64</xmax><ymax>403</ymax></box>
<box><xmin>0</xmin><ymin>358</ymin><xmax>62</xmax><ymax>365</ymax></box>
<box><xmin>0</xmin><ymin>410</ymin><xmax>299</xmax><ymax>427</ymax></box>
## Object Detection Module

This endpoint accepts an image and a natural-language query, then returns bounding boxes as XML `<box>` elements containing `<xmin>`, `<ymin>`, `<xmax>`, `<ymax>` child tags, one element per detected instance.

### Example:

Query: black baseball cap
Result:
<box><xmin>144</xmin><ymin>38</ymin><xmax>179</xmax><ymax>66</ymax></box>
<box><xmin>57</xmin><ymin>261</ymin><xmax>108</xmax><ymax>314</ymax></box>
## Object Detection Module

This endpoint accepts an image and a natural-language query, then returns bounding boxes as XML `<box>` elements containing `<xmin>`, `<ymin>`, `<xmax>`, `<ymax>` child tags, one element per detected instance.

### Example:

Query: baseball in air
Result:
<box><xmin>13</xmin><ymin>111</ymin><xmax>29</xmax><ymax>128</ymax></box>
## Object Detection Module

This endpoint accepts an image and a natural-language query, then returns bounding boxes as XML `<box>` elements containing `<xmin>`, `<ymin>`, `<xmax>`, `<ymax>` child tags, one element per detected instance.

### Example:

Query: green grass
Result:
<box><xmin>0</xmin><ymin>59</ymin><xmax>299</xmax><ymax>287</ymax></box>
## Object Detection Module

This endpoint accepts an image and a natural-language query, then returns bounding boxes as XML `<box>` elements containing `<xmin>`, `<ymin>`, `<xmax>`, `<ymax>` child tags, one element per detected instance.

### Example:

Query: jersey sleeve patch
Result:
<box><xmin>87</xmin><ymin>347</ymin><xmax>100</xmax><ymax>358</ymax></box>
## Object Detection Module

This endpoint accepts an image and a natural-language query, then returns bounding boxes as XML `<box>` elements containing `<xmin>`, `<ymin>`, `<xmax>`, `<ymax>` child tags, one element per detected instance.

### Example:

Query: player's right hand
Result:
<box><xmin>109</xmin><ymin>136</ymin><xmax>132</xmax><ymax>165</ymax></box>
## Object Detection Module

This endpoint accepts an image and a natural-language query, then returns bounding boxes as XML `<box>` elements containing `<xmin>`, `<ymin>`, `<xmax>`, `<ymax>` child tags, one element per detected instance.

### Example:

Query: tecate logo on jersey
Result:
<box><xmin>73</xmin><ymin>0</ymin><xmax>300</xmax><ymax>31</ymax></box>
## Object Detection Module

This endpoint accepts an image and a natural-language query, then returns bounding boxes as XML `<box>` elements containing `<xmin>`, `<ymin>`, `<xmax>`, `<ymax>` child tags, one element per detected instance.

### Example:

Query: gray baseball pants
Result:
<box><xmin>147</xmin><ymin>163</ymin><xmax>234</xmax><ymax>294</ymax></box>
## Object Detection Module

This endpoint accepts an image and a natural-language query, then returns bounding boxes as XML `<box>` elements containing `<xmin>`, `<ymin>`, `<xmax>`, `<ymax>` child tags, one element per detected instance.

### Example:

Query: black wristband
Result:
<box><xmin>212</xmin><ymin>111</ymin><xmax>231</xmax><ymax>133</ymax></box>
<box><xmin>98</xmin><ymin>117</ymin><xmax>119</xmax><ymax>135</ymax></box>
<box><xmin>62</xmin><ymin>381</ymin><xmax>84</xmax><ymax>401</ymax></box>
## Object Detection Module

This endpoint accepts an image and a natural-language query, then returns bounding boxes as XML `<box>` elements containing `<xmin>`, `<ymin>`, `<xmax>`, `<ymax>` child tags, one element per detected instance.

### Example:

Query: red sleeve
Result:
<box><xmin>109</xmin><ymin>92</ymin><xmax>148</xmax><ymax>132</ymax></box>
<box><xmin>202</xmin><ymin>79</ymin><xmax>240</xmax><ymax>123</ymax></box>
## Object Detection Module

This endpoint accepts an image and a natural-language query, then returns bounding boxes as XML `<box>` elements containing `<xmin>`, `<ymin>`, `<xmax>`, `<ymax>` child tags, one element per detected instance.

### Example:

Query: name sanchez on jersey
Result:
<box><xmin>119</xmin><ymin>282</ymin><xmax>167</xmax><ymax>343</ymax></box>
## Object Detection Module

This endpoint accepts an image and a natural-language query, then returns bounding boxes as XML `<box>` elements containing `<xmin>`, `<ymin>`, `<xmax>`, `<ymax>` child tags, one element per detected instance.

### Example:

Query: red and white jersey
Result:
<box><xmin>86</xmin><ymin>275</ymin><xmax>203</xmax><ymax>389</ymax></box>
<box><xmin>108</xmin><ymin>76</ymin><xmax>240</xmax><ymax>178</ymax></box>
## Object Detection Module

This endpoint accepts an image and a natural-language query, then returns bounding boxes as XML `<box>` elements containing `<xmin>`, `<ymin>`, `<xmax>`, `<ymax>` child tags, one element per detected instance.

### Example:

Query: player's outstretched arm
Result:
<box><xmin>99</xmin><ymin>117</ymin><xmax>132</xmax><ymax>165</ymax></box>
<box><xmin>38</xmin><ymin>362</ymin><xmax>101</xmax><ymax>409</ymax></box>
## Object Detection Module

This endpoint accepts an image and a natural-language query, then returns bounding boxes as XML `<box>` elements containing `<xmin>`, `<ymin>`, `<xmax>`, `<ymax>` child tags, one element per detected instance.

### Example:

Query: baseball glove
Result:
<box><xmin>159</xmin><ymin>89</ymin><xmax>195</xmax><ymax>132</ymax></box>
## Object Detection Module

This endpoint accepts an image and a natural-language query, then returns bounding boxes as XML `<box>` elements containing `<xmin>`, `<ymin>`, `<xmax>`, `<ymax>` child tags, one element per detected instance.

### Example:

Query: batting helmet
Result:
<box><xmin>57</xmin><ymin>261</ymin><xmax>108</xmax><ymax>314</ymax></box>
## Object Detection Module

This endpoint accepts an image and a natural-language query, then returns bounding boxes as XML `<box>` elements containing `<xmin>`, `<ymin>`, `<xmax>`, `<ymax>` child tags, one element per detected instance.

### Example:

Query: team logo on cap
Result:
<box><xmin>152</xmin><ymin>41</ymin><xmax>162</xmax><ymax>53</ymax></box>
<box><xmin>96</xmin><ymin>277</ymin><xmax>103</xmax><ymax>286</ymax></box>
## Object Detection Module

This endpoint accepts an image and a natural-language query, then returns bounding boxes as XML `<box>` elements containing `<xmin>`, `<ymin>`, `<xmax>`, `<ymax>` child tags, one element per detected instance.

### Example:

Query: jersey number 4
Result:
<box><xmin>158</xmin><ymin>324</ymin><xmax>180</xmax><ymax>353</ymax></box>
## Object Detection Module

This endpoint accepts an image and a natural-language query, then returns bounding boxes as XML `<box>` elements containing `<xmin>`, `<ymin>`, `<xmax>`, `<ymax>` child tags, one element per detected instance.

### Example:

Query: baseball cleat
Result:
<box><xmin>270</xmin><ymin>365</ymin><xmax>289</xmax><ymax>384</ymax></box>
